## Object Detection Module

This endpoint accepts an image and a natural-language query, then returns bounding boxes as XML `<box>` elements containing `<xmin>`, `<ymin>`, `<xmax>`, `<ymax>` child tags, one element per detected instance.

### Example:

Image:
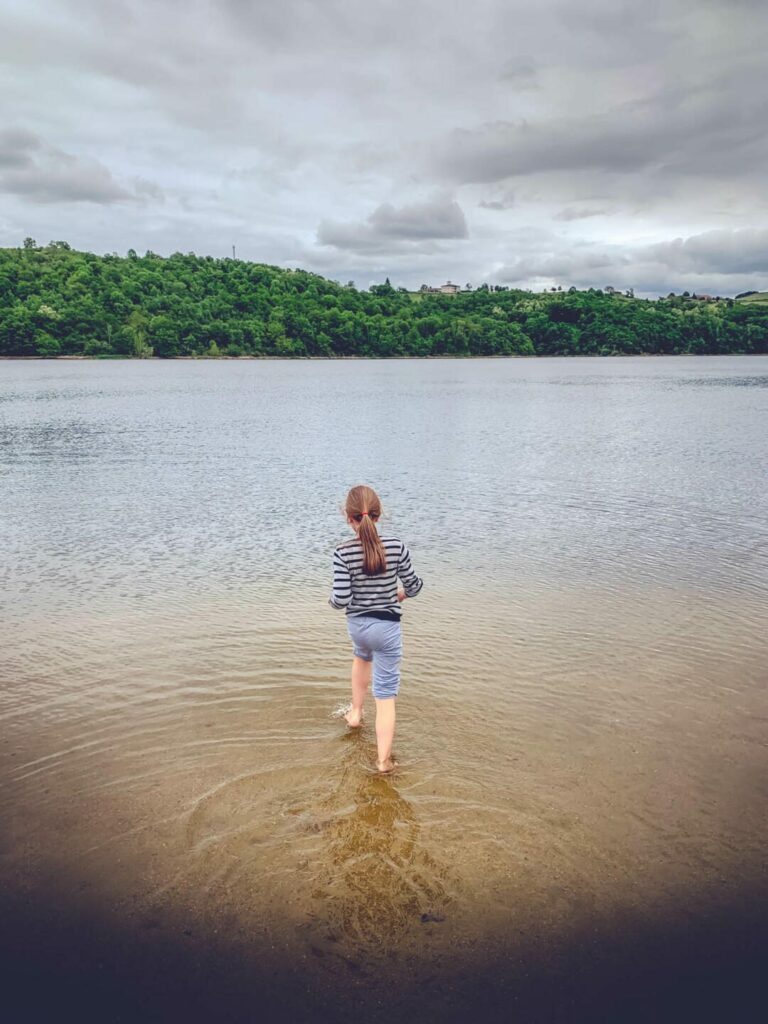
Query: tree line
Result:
<box><xmin>0</xmin><ymin>241</ymin><xmax>766</xmax><ymax>358</ymax></box>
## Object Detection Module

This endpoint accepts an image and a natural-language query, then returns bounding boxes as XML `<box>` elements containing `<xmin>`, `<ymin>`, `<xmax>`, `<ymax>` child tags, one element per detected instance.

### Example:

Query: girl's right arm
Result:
<box><xmin>328</xmin><ymin>548</ymin><xmax>353</xmax><ymax>609</ymax></box>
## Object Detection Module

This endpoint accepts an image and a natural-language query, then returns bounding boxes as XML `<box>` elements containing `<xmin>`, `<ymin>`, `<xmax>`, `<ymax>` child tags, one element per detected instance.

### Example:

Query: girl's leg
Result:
<box><xmin>371</xmin><ymin>621</ymin><xmax>402</xmax><ymax>770</ymax></box>
<box><xmin>374</xmin><ymin>697</ymin><xmax>396</xmax><ymax>769</ymax></box>
<box><xmin>345</xmin><ymin>656</ymin><xmax>371</xmax><ymax>727</ymax></box>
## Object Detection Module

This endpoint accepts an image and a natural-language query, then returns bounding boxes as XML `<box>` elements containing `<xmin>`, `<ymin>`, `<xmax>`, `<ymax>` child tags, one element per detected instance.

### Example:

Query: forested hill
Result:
<box><xmin>1</xmin><ymin>243</ymin><xmax>766</xmax><ymax>358</ymax></box>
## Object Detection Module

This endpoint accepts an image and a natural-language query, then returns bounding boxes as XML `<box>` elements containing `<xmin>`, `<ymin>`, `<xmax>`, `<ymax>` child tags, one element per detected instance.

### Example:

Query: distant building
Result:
<box><xmin>419</xmin><ymin>281</ymin><xmax>461</xmax><ymax>295</ymax></box>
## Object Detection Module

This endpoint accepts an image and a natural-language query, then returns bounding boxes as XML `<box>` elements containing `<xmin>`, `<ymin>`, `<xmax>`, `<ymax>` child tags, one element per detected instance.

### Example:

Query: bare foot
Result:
<box><xmin>376</xmin><ymin>757</ymin><xmax>398</xmax><ymax>774</ymax></box>
<box><xmin>344</xmin><ymin>709</ymin><xmax>363</xmax><ymax>728</ymax></box>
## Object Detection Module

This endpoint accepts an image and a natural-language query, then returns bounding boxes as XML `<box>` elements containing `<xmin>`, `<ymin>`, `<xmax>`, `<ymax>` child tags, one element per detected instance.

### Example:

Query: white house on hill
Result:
<box><xmin>419</xmin><ymin>281</ymin><xmax>461</xmax><ymax>295</ymax></box>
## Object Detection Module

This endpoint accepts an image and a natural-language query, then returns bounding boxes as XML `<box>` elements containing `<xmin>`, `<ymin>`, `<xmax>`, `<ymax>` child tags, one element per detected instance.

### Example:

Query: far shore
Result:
<box><xmin>1</xmin><ymin>352</ymin><xmax>763</xmax><ymax>362</ymax></box>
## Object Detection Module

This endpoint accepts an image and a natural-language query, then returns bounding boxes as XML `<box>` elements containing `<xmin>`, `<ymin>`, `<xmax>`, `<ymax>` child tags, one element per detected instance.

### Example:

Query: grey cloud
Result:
<box><xmin>318</xmin><ymin>197</ymin><xmax>468</xmax><ymax>254</ymax></box>
<box><xmin>369</xmin><ymin>199</ymin><xmax>468</xmax><ymax>239</ymax></box>
<box><xmin>497</xmin><ymin>227</ymin><xmax>768</xmax><ymax>295</ymax></box>
<box><xmin>500</xmin><ymin>245</ymin><xmax>627</xmax><ymax>283</ymax></box>
<box><xmin>644</xmin><ymin>229</ymin><xmax>768</xmax><ymax>276</ymax></box>
<box><xmin>499</xmin><ymin>60</ymin><xmax>538</xmax><ymax>88</ymax></box>
<box><xmin>558</xmin><ymin>0</ymin><xmax>666</xmax><ymax>40</ymax></box>
<box><xmin>432</xmin><ymin>31</ymin><xmax>768</xmax><ymax>191</ymax></box>
<box><xmin>479</xmin><ymin>190</ymin><xmax>515</xmax><ymax>211</ymax></box>
<box><xmin>0</xmin><ymin>129</ymin><xmax>40</xmax><ymax>169</ymax></box>
<box><xmin>435</xmin><ymin>115</ymin><xmax>654</xmax><ymax>184</ymax></box>
<box><xmin>219</xmin><ymin>0</ymin><xmax>467</xmax><ymax>59</ymax></box>
<box><xmin>35</xmin><ymin>0</ymin><xmax>451</xmax><ymax>139</ymax></box>
<box><xmin>434</xmin><ymin>85</ymin><xmax>767</xmax><ymax>187</ymax></box>
<box><xmin>132</xmin><ymin>177</ymin><xmax>166</xmax><ymax>202</ymax></box>
<box><xmin>700</xmin><ymin>0</ymin><xmax>766</xmax><ymax>7</ymax></box>
<box><xmin>0</xmin><ymin>129</ymin><xmax>140</xmax><ymax>204</ymax></box>
<box><xmin>554</xmin><ymin>207</ymin><xmax>608</xmax><ymax>221</ymax></box>
<box><xmin>2</xmin><ymin>163</ymin><xmax>131</xmax><ymax>204</ymax></box>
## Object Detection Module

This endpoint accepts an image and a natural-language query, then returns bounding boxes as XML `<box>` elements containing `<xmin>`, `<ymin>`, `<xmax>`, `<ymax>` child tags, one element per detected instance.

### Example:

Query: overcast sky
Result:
<box><xmin>2</xmin><ymin>0</ymin><xmax>767</xmax><ymax>295</ymax></box>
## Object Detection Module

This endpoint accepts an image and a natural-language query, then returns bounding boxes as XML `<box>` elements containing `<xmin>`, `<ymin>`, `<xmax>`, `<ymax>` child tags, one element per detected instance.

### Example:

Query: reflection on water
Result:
<box><xmin>124</xmin><ymin>716</ymin><xmax>453</xmax><ymax>977</ymax></box>
<box><xmin>304</xmin><ymin>741</ymin><xmax>450</xmax><ymax>957</ymax></box>
<box><xmin>1</xmin><ymin>356</ymin><xmax>767</xmax><ymax>1019</ymax></box>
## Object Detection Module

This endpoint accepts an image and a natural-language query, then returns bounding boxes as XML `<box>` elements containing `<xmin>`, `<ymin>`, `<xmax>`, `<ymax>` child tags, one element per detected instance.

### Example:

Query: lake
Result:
<box><xmin>1</xmin><ymin>356</ymin><xmax>767</xmax><ymax>1022</ymax></box>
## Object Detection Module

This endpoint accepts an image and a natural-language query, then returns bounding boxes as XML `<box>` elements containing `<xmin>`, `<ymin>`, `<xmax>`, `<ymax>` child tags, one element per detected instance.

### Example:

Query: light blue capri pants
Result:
<box><xmin>346</xmin><ymin>615</ymin><xmax>403</xmax><ymax>699</ymax></box>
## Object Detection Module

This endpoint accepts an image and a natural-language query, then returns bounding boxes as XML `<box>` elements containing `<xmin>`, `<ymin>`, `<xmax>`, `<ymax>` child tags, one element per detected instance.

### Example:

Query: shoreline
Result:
<box><xmin>1</xmin><ymin>352</ymin><xmax>764</xmax><ymax>361</ymax></box>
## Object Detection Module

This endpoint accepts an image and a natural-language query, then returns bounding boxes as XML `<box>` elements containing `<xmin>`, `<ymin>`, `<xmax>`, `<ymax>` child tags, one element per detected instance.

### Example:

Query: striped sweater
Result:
<box><xmin>329</xmin><ymin>533</ymin><xmax>423</xmax><ymax>618</ymax></box>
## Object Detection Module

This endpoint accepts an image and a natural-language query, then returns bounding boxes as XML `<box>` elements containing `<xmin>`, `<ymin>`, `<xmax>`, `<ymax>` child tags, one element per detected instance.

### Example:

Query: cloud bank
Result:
<box><xmin>318</xmin><ymin>197</ymin><xmax>468</xmax><ymax>254</ymax></box>
<box><xmin>0</xmin><ymin>0</ymin><xmax>766</xmax><ymax>294</ymax></box>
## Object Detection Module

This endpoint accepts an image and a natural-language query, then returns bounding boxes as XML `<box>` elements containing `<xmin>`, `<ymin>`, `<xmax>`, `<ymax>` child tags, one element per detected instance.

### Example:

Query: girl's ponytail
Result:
<box><xmin>346</xmin><ymin>485</ymin><xmax>387</xmax><ymax>576</ymax></box>
<box><xmin>358</xmin><ymin>513</ymin><xmax>387</xmax><ymax>575</ymax></box>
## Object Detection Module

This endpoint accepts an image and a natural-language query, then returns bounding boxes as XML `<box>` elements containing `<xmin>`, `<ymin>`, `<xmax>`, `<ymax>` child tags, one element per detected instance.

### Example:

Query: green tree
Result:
<box><xmin>36</xmin><ymin>332</ymin><xmax>61</xmax><ymax>357</ymax></box>
<box><xmin>125</xmin><ymin>310</ymin><xmax>154</xmax><ymax>358</ymax></box>
<box><xmin>0</xmin><ymin>241</ymin><xmax>760</xmax><ymax>360</ymax></box>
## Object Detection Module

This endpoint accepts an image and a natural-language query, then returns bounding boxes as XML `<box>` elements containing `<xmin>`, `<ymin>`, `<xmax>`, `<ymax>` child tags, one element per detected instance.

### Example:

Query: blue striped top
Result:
<box><xmin>329</xmin><ymin>533</ymin><xmax>423</xmax><ymax>618</ymax></box>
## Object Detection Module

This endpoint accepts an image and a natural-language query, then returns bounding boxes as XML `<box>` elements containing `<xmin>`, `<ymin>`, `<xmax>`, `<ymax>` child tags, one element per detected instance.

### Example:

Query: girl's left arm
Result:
<box><xmin>397</xmin><ymin>543</ymin><xmax>423</xmax><ymax>598</ymax></box>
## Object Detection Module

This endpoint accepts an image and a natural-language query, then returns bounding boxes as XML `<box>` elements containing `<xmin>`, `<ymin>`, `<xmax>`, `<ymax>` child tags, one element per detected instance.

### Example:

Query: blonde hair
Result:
<box><xmin>345</xmin><ymin>485</ymin><xmax>386</xmax><ymax>575</ymax></box>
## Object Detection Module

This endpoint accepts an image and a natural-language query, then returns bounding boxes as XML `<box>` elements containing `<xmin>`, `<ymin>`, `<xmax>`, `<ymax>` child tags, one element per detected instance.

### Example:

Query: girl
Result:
<box><xmin>329</xmin><ymin>485</ymin><xmax>423</xmax><ymax>774</ymax></box>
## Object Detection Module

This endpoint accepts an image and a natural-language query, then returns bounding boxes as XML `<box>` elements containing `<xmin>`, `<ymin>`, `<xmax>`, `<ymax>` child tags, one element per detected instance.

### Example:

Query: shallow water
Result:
<box><xmin>1</xmin><ymin>356</ymin><xmax>767</xmax><ymax>1022</ymax></box>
